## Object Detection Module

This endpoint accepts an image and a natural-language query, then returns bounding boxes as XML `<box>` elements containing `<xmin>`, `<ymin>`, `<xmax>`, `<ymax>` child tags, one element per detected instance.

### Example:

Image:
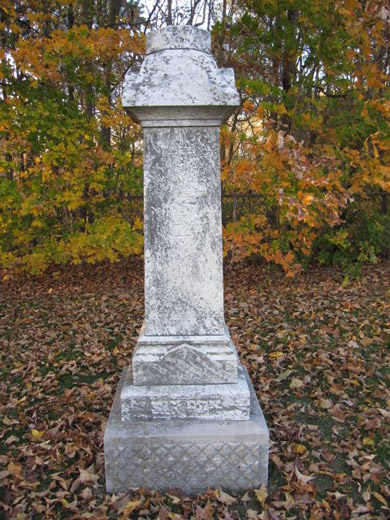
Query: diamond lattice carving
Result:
<box><xmin>107</xmin><ymin>441</ymin><xmax>260</xmax><ymax>492</ymax></box>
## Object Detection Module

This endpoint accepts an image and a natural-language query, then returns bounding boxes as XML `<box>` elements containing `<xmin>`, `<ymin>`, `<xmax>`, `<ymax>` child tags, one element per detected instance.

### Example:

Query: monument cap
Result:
<box><xmin>146</xmin><ymin>26</ymin><xmax>211</xmax><ymax>55</ymax></box>
<box><xmin>123</xmin><ymin>25</ymin><xmax>239</xmax><ymax>123</ymax></box>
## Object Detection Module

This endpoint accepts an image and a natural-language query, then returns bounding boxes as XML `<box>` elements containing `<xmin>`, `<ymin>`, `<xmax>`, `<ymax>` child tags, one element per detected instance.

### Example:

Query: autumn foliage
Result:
<box><xmin>217</xmin><ymin>0</ymin><xmax>390</xmax><ymax>275</ymax></box>
<box><xmin>1</xmin><ymin>0</ymin><xmax>390</xmax><ymax>275</ymax></box>
<box><xmin>0</xmin><ymin>0</ymin><xmax>144</xmax><ymax>274</ymax></box>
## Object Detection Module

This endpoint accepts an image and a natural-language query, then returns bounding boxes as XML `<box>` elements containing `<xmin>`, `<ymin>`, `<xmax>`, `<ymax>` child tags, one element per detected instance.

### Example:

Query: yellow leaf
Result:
<box><xmin>363</xmin><ymin>437</ymin><xmax>375</xmax><ymax>447</ymax></box>
<box><xmin>372</xmin><ymin>492</ymin><xmax>387</xmax><ymax>506</ymax></box>
<box><xmin>301</xmin><ymin>193</ymin><xmax>314</xmax><ymax>205</ymax></box>
<box><xmin>293</xmin><ymin>443</ymin><xmax>307</xmax><ymax>454</ymax></box>
<box><xmin>255</xmin><ymin>484</ymin><xmax>268</xmax><ymax>505</ymax></box>
<box><xmin>31</xmin><ymin>429</ymin><xmax>44</xmax><ymax>440</ymax></box>
<box><xmin>113</xmin><ymin>346</ymin><xmax>119</xmax><ymax>355</ymax></box>
<box><xmin>133</xmin><ymin>217</ymin><xmax>143</xmax><ymax>230</ymax></box>
<box><xmin>269</xmin><ymin>351</ymin><xmax>283</xmax><ymax>358</ymax></box>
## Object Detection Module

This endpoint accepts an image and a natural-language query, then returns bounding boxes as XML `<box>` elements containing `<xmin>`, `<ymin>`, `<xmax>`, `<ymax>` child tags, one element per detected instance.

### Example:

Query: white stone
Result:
<box><xmin>133</xmin><ymin>325</ymin><xmax>238</xmax><ymax>386</ymax></box>
<box><xmin>143</xmin><ymin>126</ymin><xmax>225</xmax><ymax>338</ymax></box>
<box><xmin>104</xmin><ymin>25</ymin><xmax>269</xmax><ymax>494</ymax></box>
<box><xmin>105</xmin><ymin>366</ymin><xmax>269</xmax><ymax>494</ymax></box>
<box><xmin>123</xmin><ymin>26</ymin><xmax>240</xmax><ymax>125</ymax></box>
<box><xmin>121</xmin><ymin>363</ymin><xmax>250</xmax><ymax>421</ymax></box>
<box><xmin>146</xmin><ymin>25</ymin><xmax>211</xmax><ymax>55</ymax></box>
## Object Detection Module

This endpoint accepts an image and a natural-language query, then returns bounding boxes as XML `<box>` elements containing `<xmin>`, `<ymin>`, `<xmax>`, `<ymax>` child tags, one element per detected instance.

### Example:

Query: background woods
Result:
<box><xmin>216</xmin><ymin>0</ymin><xmax>390</xmax><ymax>275</ymax></box>
<box><xmin>0</xmin><ymin>0</ymin><xmax>389</xmax><ymax>275</ymax></box>
<box><xmin>0</xmin><ymin>0</ymin><xmax>145</xmax><ymax>273</ymax></box>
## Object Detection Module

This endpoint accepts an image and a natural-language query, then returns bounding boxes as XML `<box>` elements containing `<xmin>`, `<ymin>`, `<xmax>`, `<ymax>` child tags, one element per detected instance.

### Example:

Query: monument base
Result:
<box><xmin>104</xmin><ymin>366</ymin><xmax>269</xmax><ymax>494</ymax></box>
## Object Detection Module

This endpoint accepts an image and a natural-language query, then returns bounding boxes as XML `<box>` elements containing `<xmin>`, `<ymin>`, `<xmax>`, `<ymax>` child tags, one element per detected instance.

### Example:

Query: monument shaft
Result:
<box><xmin>144</xmin><ymin>126</ymin><xmax>224</xmax><ymax>337</ymax></box>
<box><xmin>104</xmin><ymin>25</ymin><xmax>269</xmax><ymax>494</ymax></box>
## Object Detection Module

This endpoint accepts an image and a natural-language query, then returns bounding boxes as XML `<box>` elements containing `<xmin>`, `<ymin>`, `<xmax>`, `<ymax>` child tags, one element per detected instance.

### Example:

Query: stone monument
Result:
<box><xmin>104</xmin><ymin>25</ymin><xmax>269</xmax><ymax>494</ymax></box>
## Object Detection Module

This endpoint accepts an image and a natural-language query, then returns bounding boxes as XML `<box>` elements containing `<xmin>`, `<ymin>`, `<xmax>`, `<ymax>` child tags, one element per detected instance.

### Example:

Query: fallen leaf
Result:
<box><xmin>269</xmin><ymin>351</ymin><xmax>284</xmax><ymax>358</ymax></box>
<box><xmin>255</xmin><ymin>484</ymin><xmax>268</xmax><ymax>505</ymax></box>
<box><xmin>218</xmin><ymin>490</ymin><xmax>237</xmax><ymax>505</ymax></box>
<box><xmin>31</xmin><ymin>429</ymin><xmax>44</xmax><ymax>439</ymax></box>
<box><xmin>79</xmin><ymin>467</ymin><xmax>99</xmax><ymax>484</ymax></box>
<box><xmin>121</xmin><ymin>499</ymin><xmax>142</xmax><ymax>517</ymax></box>
<box><xmin>319</xmin><ymin>399</ymin><xmax>333</xmax><ymax>409</ymax></box>
<box><xmin>295</xmin><ymin>467</ymin><xmax>315</xmax><ymax>484</ymax></box>
<box><xmin>7</xmin><ymin>461</ymin><xmax>22</xmax><ymax>477</ymax></box>
<box><xmin>290</xmin><ymin>378</ymin><xmax>304</xmax><ymax>389</ymax></box>
<box><xmin>293</xmin><ymin>443</ymin><xmax>307</xmax><ymax>454</ymax></box>
<box><xmin>372</xmin><ymin>492</ymin><xmax>387</xmax><ymax>506</ymax></box>
<box><xmin>378</xmin><ymin>408</ymin><xmax>390</xmax><ymax>419</ymax></box>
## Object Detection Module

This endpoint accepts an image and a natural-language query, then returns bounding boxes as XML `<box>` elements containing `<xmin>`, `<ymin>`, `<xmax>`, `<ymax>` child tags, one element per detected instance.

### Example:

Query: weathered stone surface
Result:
<box><xmin>146</xmin><ymin>25</ymin><xmax>211</xmax><ymax>55</ymax></box>
<box><xmin>123</xmin><ymin>27</ymin><xmax>239</xmax><ymax>125</ymax></box>
<box><xmin>133</xmin><ymin>327</ymin><xmax>237</xmax><ymax>386</ymax></box>
<box><xmin>132</xmin><ymin>344</ymin><xmax>236</xmax><ymax>386</ymax></box>
<box><xmin>121</xmin><ymin>363</ymin><xmax>250</xmax><ymax>421</ymax></box>
<box><xmin>123</xmin><ymin>51</ymin><xmax>239</xmax><ymax>108</ymax></box>
<box><xmin>104</xmin><ymin>26</ymin><xmax>269</xmax><ymax>494</ymax></box>
<box><xmin>144</xmin><ymin>126</ymin><xmax>224</xmax><ymax>338</ymax></box>
<box><xmin>105</xmin><ymin>366</ymin><xmax>269</xmax><ymax>494</ymax></box>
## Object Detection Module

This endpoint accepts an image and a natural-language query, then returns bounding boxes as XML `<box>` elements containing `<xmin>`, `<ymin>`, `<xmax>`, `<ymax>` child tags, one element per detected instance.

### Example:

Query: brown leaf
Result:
<box><xmin>295</xmin><ymin>467</ymin><xmax>315</xmax><ymax>484</ymax></box>
<box><xmin>79</xmin><ymin>467</ymin><xmax>99</xmax><ymax>484</ymax></box>
<box><xmin>121</xmin><ymin>499</ymin><xmax>142</xmax><ymax>517</ymax></box>
<box><xmin>218</xmin><ymin>490</ymin><xmax>237</xmax><ymax>505</ymax></box>
<box><xmin>7</xmin><ymin>461</ymin><xmax>22</xmax><ymax>477</ymax></box>
<box><xmin>196</xmin><ymin>503</ymin><xmax>212</xmax><ymax>520</ymax></box>
<box><xmin>329</xmin><ymin>404</ymin><xmax>346</xmax><ymax>421</ymax></box>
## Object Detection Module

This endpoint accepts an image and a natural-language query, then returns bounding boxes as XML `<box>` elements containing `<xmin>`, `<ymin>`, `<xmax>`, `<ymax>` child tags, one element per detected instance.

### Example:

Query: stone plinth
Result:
<box><xmin>121</xmin><ymin>363</ymin><xmax>250</xmax><ymax>421</ymax></box>
<box><xmin>105</xmin><ymin>367</ymin><xmax>269</xmax><ymax>495</ymax></box>
<box><xmin>104</xmin><ymin>25</ymin><xmax>269</xmax><ymax>494</ymax></box>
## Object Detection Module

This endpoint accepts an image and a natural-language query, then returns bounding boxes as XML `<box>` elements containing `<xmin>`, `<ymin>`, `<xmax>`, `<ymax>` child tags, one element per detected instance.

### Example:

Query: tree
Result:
<box><xmin>1</xmin><ymin>0</ymin><xmax>389</xmax><ymax>275</ymax></box>
<box><xmin>214</xmin><ymin>0</ymin><xmax>390</xmax><ymax>274</ymax></box>
<box><xmin>0</xmin><ymin>0</ymin><xmax>144</xmax><ymax>273</ymax></box>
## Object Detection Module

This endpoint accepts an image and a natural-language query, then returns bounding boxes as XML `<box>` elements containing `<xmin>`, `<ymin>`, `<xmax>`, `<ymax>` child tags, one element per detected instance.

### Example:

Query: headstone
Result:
<box><xmin>104</xmin><ymin>25</ymin><xmax>269</xmax><ymax>494</ymax></box>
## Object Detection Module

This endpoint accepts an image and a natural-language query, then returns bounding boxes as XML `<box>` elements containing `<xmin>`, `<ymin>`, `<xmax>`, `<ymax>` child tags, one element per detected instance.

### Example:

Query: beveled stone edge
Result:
<box><xmin>132</xmin><ymin>324</ymin><xmax>238</xmax><ymax>386</ymax></box>
<box><xmin>124</xmin><ymin>105</ymin><xmax>238</xmax><ymax>126</ymax></box>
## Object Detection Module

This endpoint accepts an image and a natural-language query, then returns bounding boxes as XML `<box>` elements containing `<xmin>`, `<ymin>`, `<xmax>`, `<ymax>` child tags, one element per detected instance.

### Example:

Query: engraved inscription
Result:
<box><xmin>150</xmin><ymin>399</ymin><xmax>222</xmax><ymax>417</ymax></box>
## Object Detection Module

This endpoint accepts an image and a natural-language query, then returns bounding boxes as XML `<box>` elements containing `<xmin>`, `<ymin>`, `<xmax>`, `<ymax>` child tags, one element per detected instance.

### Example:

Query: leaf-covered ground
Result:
<box><xmin>0</xmin><ymin>260</ymin><xmax>389</xmax><ymax>519</ymax></box>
